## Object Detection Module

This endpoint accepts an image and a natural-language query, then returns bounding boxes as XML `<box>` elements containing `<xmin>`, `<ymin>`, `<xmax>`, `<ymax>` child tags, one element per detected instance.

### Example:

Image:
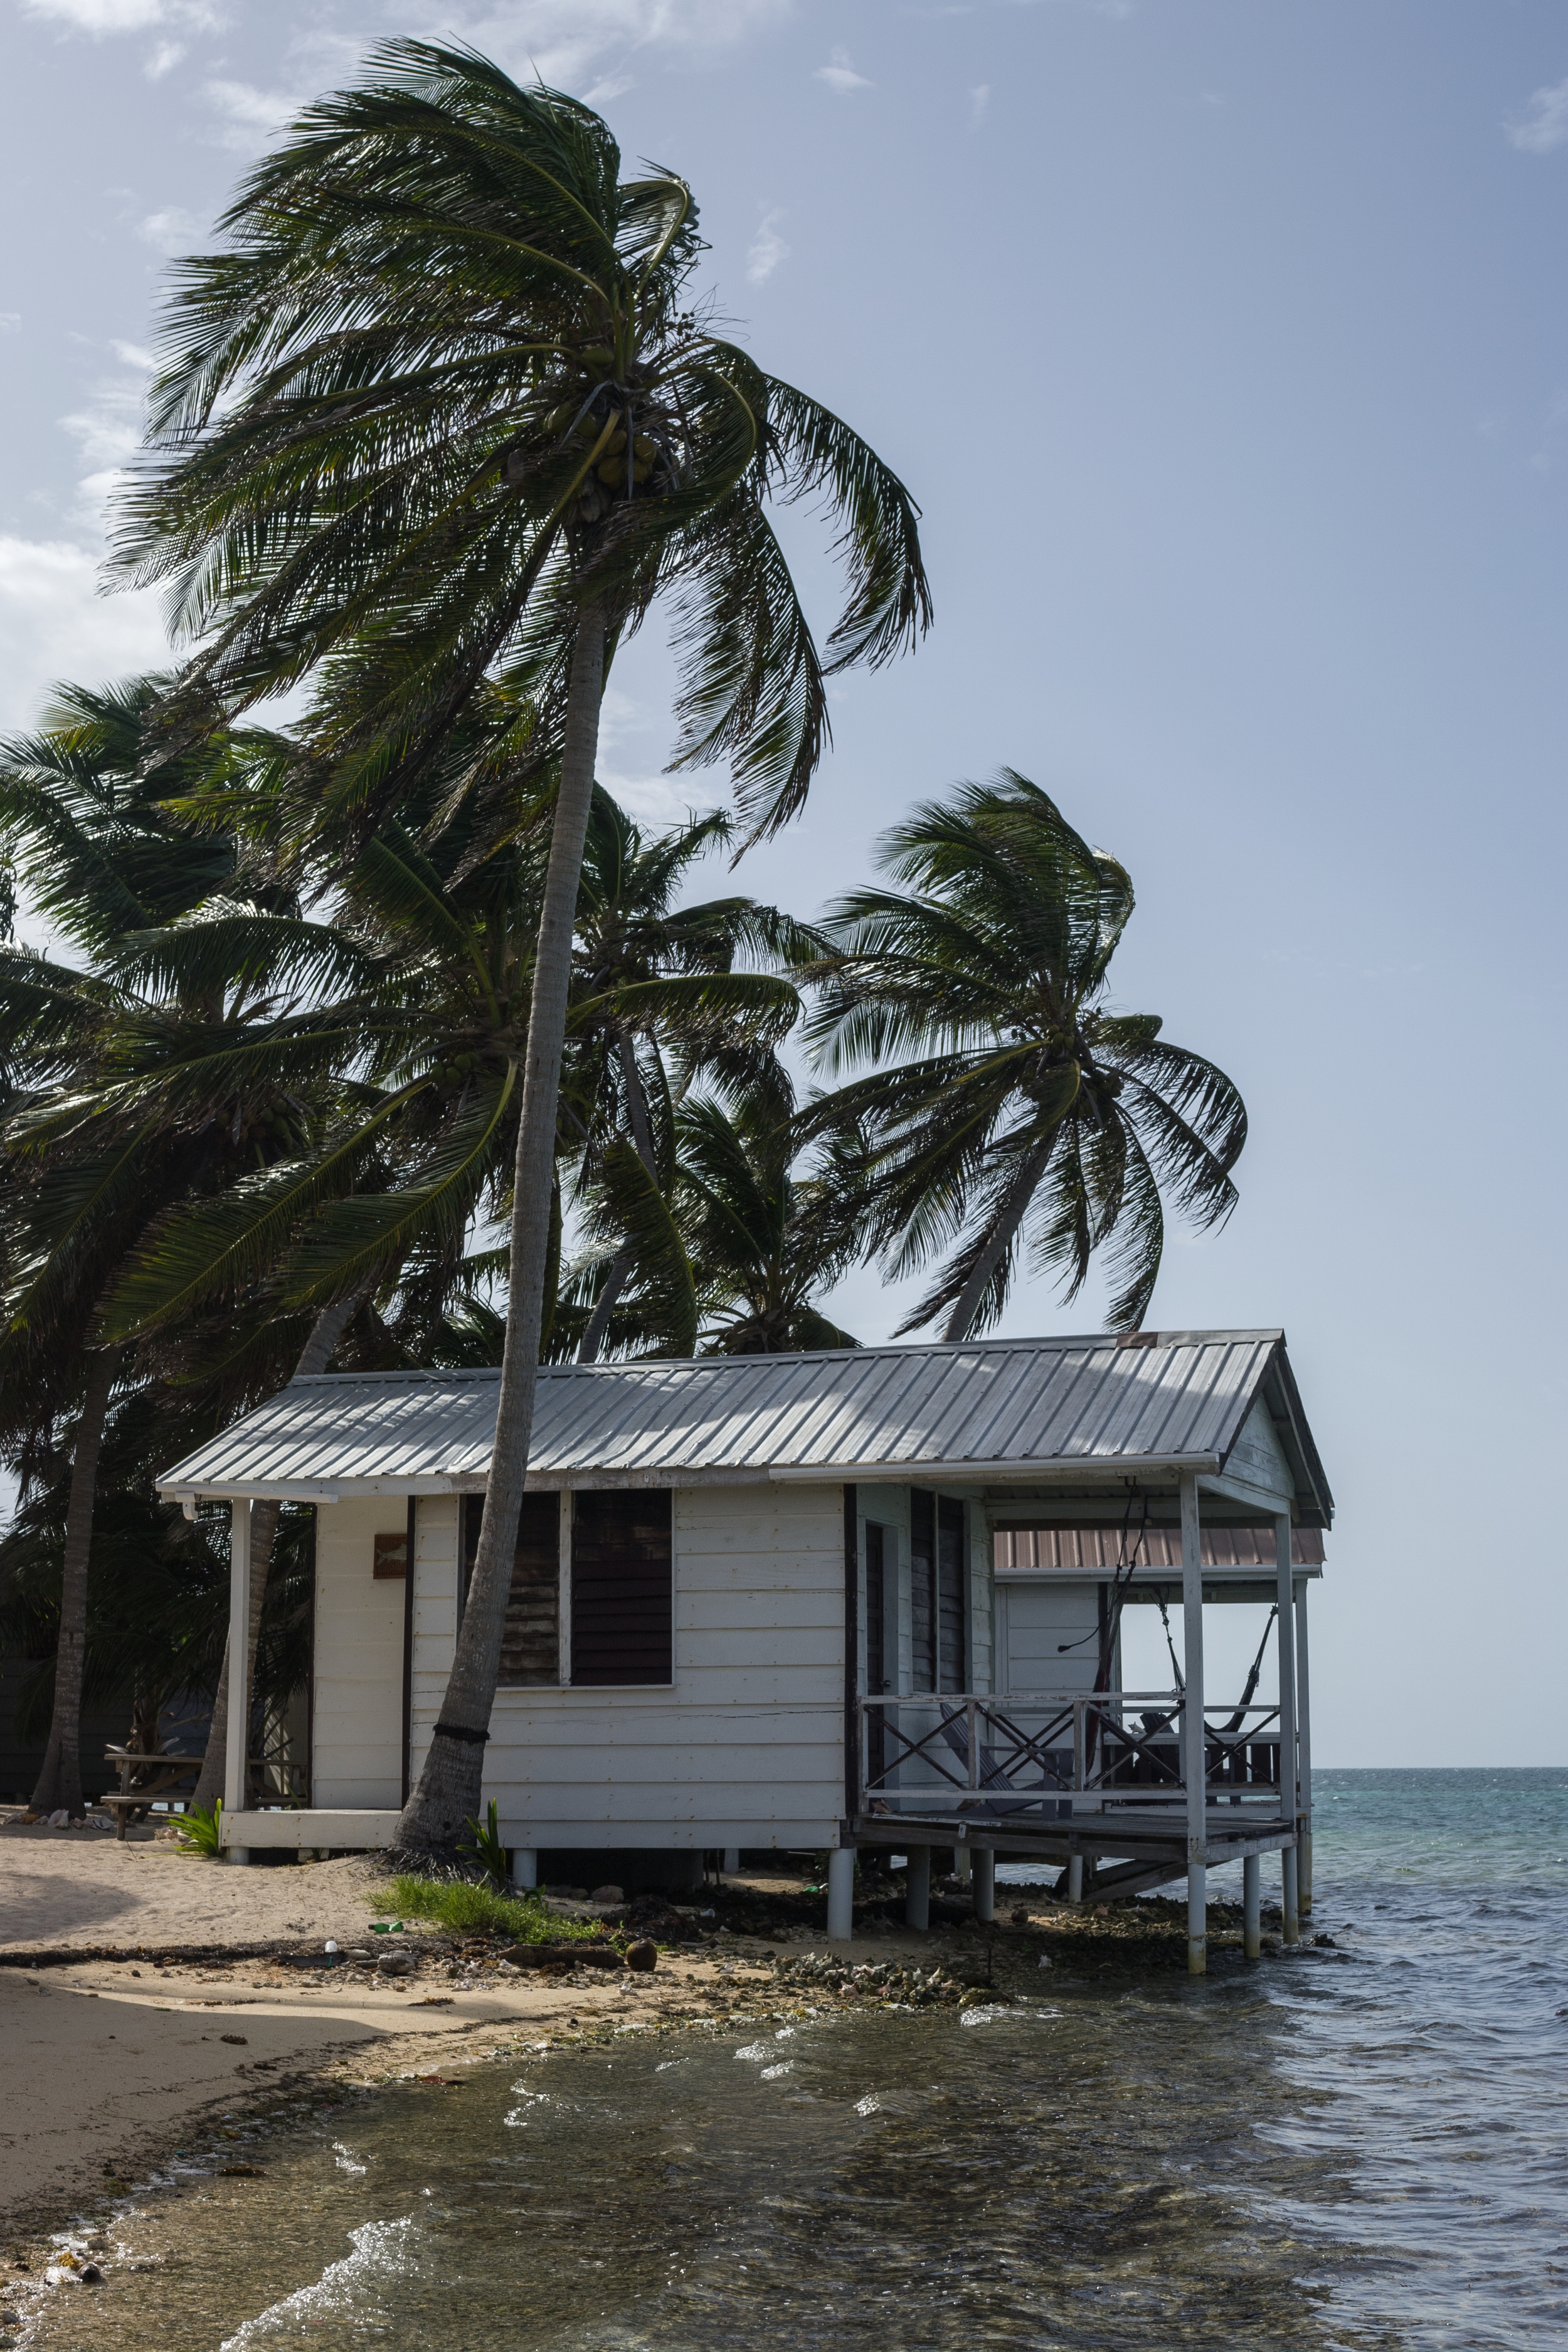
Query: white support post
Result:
<box><xmin>1295</xmin><ymin>1579</ymin><xmax>1313</xmax><ymax>1917</ymax></box>
<box><xmin>1180</xmin><ymin>1473</ymin><xmax>1206</xmax><ymax>1976</ymax></box>
<box><xmin>511</xmin><ymin>1848</ymin><xmax>538</xmax><ymax>1891</ymax></box>
<box><xmin>1242</xmin><ymin>1852</ymin><xmax>1261</xmax><ymax>1959</ymax></box>
<box><xmin>1275</xmin><ymin>1513</ymin><xmax>1299</xmax><ymax>1946</ymax></box>
<box><xmin>1067</xmin><ymin>1854</ymin><xmax>1084</xmax><ymax>1904</ymax></box>
<box><xmin>905</xmin><ymin>1845</ymin><xmax>931</xmax><ymax>1931</ymax></box>
<box><xmin>827</xmin><ymin>1846</ymin><xmax>855</xmax><ymax>1941</ymax></box>
<box><xmin>973</xmin><ymin>1848</ymin><xmax>995</xmax><ymax>1924</ymax></box>
<box><xmin>723</xmin><ymin>1847</ymin><xmax>741</xmax><ymax>1876</ymax></box>
<box><xmin>955</xmin><ymin>1846</ymin><xmax>973</xmax><ymax>1884</ymax></box>
<box><xmin>225</xmin><ymin>1499</ymin><xmax>252</xmax><ymax>1865</ymax></box>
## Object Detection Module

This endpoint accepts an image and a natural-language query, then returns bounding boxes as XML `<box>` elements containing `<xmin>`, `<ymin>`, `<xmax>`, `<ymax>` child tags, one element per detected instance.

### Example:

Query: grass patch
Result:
<box><xmin>373</xmin><ymin>1873</ymin><xmax>599</xmax><ymax>1942</ymax></box>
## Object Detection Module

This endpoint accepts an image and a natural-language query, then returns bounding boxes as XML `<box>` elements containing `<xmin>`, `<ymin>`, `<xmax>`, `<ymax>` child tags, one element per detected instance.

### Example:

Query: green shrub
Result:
<box><xmin>374</xmin><ymin>1873</ymin><xmax>597</xmax><ymax>1942</ymax></box>
<box><xmin>174</xmin><ymin>1800</ymin><xmax>224</xmax><ymax>1859</ymax></box>
<box><xmin>458</xmin><ymin>1798</ymin><xmax>509</xmax><ymax>1892</ymax></box>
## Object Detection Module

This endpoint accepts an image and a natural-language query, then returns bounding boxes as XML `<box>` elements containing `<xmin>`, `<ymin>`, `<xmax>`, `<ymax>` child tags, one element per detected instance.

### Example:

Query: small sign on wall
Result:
<box><xmin>373</xmin><ymin>1532</ymin><xmax>408</xmax><ymax>1579</ymax></box>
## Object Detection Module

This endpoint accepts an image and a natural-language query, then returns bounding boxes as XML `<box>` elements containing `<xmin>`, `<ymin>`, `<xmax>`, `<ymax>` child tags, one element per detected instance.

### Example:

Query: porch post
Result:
<box><xmin>1295</xmin><ymin>1577</ymin><xmax>1313</xmax><ymax>1917</ymax></box>
<box><xmin>224</xmin><ymin>1498</ymin><xmax>252</xmax><ymax>1864</ymax></box>
<box><xmin>1275</xmin><ymin>1512</ymin><xmax>1300</xmax><ymax>1946</ymax></box>
<box><xmin>973</xmin><ymin>1846</ymin><xmax>995</xmax><ymax>1924</ymax></box>
<box><xmin>905</xmin><ymin>1845</ymin><xmax>931</xmax><ymax>1931</ymax></box>
<box><xmin>511</xmin><ymin>1849</ymin><xmax>538</xmax><ymax>1890</ymax></box>
<box><xmin>1242</xmin><ymin>1851</ymin><xmax>1261</xmax><ymax>1959</ymax></box>
<box><xmin>1180</xmin><ymin>1472</ymin><xmax>1206</xmax><ymax>1975</ymax></box>
<box><xmin>827</xmin><ymin>1846</ymin><xmax>855</xmax><ymax>1942</ymax></box>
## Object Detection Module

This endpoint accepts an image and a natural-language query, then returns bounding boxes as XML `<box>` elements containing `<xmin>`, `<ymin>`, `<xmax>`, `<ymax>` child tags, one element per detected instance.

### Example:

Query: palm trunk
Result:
<box><xmin>28</xmin><ymin>1345</ymin><xmax>119</xmax><ymax>1818</ymax></box>
<box><xmin>577</xmin><ymin>1247</ymin><xmax>632</xmax><ymax>1364</ymax></box>
<box><xmin>396</xmin><ymin>598</ymin><xmax>608</xmax><ymax>1853</ymax></box>
<box><xmin>189</xmin><ymin>1290</ymin><xmax>365</xmax><ymax>1815</ymax></box>
<box><xmin>940</xmin><ymin>1130</ymin><xmax>1057</xmax><ymax>1343</ymax></box>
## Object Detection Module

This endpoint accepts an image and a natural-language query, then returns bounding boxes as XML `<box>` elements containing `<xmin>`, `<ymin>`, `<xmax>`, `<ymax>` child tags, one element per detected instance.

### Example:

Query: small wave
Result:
<box><xmin>219</xmin><ymin>2218</ymin><xmax>416</xmax><ymax>2348</ymax></box>
<box><xmin>331</xmin><ymin>2143</ymin><xmax>366</xmax><ymax>2175</ymax></box>
<box><xmin>760</xmin><ymin>2062</ymin><xmax>794</xmax><ymax>2080</ymax></box>
<box><xmin>854</xmin><ymin>2094</ymin><xmax>883</xmax><ymax>2115</ymax></box>
<box><xmin>733</xmin><ymin>2042</ymin><xmax>771</xmax><ymax>2061</ymax></box>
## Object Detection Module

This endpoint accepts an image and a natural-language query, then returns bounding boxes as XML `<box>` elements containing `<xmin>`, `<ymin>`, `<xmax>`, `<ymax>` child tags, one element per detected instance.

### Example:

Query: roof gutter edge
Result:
<box><xmin>766</xmin><ymin>1453</ymin><xmax>1224</xmax><ymax>1486</ymax></box>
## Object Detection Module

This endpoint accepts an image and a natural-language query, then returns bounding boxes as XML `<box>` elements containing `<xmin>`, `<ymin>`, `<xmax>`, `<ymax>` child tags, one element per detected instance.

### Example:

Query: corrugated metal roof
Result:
<box><xmin>993</xmin><ymin>1523</ymin><xmax>1325</xmax><ymax>1571</ymax></box>
<box><xmin>157</xmin><ymin>1328</ymin><xmax>1332</xmax><ymax>1522</ymax></box>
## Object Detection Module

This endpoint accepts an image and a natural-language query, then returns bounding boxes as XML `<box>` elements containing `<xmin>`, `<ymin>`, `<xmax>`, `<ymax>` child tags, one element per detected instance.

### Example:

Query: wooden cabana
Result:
<box><xmin>157</xmin><ymin>1324</ymin><xmax>1332</xmax><ymax>1976</ymax></box>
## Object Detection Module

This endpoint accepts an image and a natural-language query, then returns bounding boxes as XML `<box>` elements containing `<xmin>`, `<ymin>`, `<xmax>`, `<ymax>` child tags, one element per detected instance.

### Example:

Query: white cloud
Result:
<box><xmin>582</xmin><ymin>72</ymin><xmax>635</xmax><ymax>105</ymax></box>
<box><xmin>202</xmin><ymin>76</ymin><xmax>302</xmax><ymax>152</ymax></box>
<box><xmin>1508</xmin><ymin>77</ymin><xmax>1568</xmax><ymax>154</ymax></box>
<box><xmin>137</xmin><ymin>205</ymin><xmax>204</xmax><ymax>254</ymax></box>
<box><xmin>968</xmin><ymin>82</ymin><xmax>989</xmax><ymax>128</ymax></box>
<box><xmin>0</xmin><ymin>314</ymin><xmax>19</xmax><ymax>334</ymax></box>
<box><xmin>746</xmin><ymin>208</ymin><xmax>790</xmax><ymax>286</ymax></box>
<box><xmin>0</xmin><ymin>539</ymin><xmax>169</xmax><ymax>737</ymax></box>
<box><xmin>21</xmin><ymin>0</ymin><xmax>219</xmax><ymax>31</ymax></box>
<box><xmin>815</xmin><ymin>45</ymin><xmax>872</xmax><ymax>95</ymax></box>
<box><xmin>145</xmin><ymin>36</ymin><xmax>185</xmax><ymax>77</ymax></box>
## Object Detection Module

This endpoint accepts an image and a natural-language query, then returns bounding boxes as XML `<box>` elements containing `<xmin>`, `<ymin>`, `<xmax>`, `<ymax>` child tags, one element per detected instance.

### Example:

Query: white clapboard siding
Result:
<box><xmin>469</xmin><ymin>1480</ymin><xmax>846</xmax><ymax>1849</ymax></box>
<box><xmin>997</xmin><ymin>1577</ymin><xmax>1106</xmax><ymax>1697</ymax></box>
<box><xmin>1227</xmin><ymin>1399</ymin><xmax>1295</xmax><ymax>1503</ymax></box>
<box><xmin>312</xmin><ymin>1496</ymin><xmax>406</xmax><ymax>1806</ymax></box>
<box><xmin>405</xmin><ymin>1493</ymin><xmax>460</xmax><ymax>1793</ymax></box>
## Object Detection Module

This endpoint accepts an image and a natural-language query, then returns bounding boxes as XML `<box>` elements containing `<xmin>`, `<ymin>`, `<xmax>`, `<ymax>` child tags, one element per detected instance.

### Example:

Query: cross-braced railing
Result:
<box><xmin>856</xmin><ymin>1692</ymin><xmax>1286</xmax><ymax>1820</ymax></box>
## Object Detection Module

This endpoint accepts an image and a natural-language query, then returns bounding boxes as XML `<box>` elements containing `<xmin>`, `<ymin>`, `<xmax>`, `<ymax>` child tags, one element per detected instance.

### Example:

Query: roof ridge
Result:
<box><xmin>289</xmin><ymin>1328</ymin><xmax>1286</xmax><ymax>1387</ymax></box>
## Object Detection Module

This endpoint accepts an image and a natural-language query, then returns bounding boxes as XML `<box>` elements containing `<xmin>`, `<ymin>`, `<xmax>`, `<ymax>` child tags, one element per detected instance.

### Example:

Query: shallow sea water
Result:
<box><xmin>22</xmin><ymin>1768</ymin><xmax>1568</xmax><ymax>2352</ymax></box>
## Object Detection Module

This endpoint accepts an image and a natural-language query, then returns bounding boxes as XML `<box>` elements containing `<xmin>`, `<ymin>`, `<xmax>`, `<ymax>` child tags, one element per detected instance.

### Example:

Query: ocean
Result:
<box><xmin>19</xmin><ymin>1767</ymin><xmax>1568</xmax><ymax>2351</ymax></box>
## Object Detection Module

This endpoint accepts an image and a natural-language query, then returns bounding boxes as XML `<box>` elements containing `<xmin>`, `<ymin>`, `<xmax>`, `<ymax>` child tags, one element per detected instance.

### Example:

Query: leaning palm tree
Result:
<box><xmin>114</xmin><ymin>41</ymin><xmax>929</xmax><ymax>1851</ymax></box>
<box><xmin>803</xmin><ymin>773</ymin><xmax>1246</xmax><ymax>1337</ymax></box>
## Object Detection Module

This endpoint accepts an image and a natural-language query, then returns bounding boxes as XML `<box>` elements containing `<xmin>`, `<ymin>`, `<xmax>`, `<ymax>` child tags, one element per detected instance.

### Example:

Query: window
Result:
<box><xmin>571</xmin><ymin>1490</ymin><xmax>672</xmax><ymax>1686</ymax></box>
<box><xmin>464</xmin><ymin>1493</ymin><xmax>562</xmax><ymax>1685</ymax></box>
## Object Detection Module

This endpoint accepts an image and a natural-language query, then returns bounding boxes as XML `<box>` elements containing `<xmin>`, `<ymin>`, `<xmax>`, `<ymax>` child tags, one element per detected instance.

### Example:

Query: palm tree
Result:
<box><xmin>803</xmin><ymin>773</ymin><xmax>1247</xmax><ymax>1337</ymax></box>
<box><xmin>565</xmin><ymin>790</ymin><xmax>812</xmax><ymax>1360</ymax></box>
<box><xmin>0</xmin><ymin>678</ymin><xmax>327</xmax><ymax>1814</ymax></box>
<box><xmin>674</xmin><ymin>1089</ymin><xmax>864</xmax><ymax>1355</ymax></box>
<box><xmin>115</xmin><ymin>41</ymin><xmax>930</xmax><ymax>1851</ymax></box>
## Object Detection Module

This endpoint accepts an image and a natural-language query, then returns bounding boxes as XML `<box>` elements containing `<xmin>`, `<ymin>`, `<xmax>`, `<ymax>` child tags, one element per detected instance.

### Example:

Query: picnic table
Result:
<box><xmin>98</xmin><ymin>1744</ymin><xmax>201</xmax><ymax>1839</ymax></box>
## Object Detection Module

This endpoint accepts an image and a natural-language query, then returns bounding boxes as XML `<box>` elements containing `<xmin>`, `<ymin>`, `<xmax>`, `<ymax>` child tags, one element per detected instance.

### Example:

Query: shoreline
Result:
<box><xmin>0</xmin><ymin>1825</ymin><xmax>1315</xmax><ymax>2313</ymax></box>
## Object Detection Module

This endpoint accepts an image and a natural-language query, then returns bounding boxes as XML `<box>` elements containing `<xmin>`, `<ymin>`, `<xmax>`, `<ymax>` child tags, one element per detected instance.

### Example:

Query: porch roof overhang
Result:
<box><xmin>157</xmin><ymin>1327</ymin><xmax>1332</xmax><ymax>1527</ymax></box>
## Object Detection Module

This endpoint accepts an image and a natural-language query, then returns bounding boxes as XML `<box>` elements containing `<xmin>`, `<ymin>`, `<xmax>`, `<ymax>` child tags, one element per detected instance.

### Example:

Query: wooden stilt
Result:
<box><xmin>1294</xmin><ymin>1582</ymin><xmax>1313</xmax><ymax>1917</ymax></box>
<box><xmin>1243</xmin><ymin>1852</ymin><xmax>1261</xmax><ymax>1958</ymax></box>
<box><xmin>955</xmin><ymin>1846</ymin><xmax>973</xmax><ymax>1884</ymax></box>
<box><xmin>827</xmin><ymin>1846</ymin><xmax>855</xmax><ymax>1942</ymax></box>
<box><xmin>973</xmin><ymin>1847</ymin><xmax>995</xmax><ymax>1924</ymax></box>
<box><xmin>225</xmin><ymin>1499</ymin><xmax>252</xmax><ymax>1866</ymax></box>
<box><xmin>1275</xmin><ymin>1512</ymin><xmax>1300</xmax><ymax>1946</ymax></box>
<box><xmin>1181</xmin><ymin>1473</ymin><xmax>1206</xmax><ymax>1975</ymax></box>
<box><xmin>905</xmin><ymin>1845</ymin><xmax>931</xmax><ymax>1931</ymax></box>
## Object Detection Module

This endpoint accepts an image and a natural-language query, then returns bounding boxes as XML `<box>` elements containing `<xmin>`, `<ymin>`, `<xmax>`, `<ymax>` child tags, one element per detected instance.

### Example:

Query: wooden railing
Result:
<box><xmin>855</xmin><ymin>1692</ymin><xmax>1288</xmax><ymax>1819</ymax></box>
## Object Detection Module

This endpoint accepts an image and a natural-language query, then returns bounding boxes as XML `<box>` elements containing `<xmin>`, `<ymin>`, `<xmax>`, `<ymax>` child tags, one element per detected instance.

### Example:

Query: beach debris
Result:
<box><xmin>220</xmin><ymin>2033</ymin><xmax>248</xmax><ymax>2045</ymax></box>
<box><xmin>218</xmin><ymin>2164</ymin><xmax>265</xmax><ymax>2178</ymax></box>
<box><xmin>773</xmin><ymin>1954</ymin><xmax>963</xmax><ymax>2006</ymax></box>
<box><xmin>377</xmin><ymin>1951</ymin><xmax>417</xmax><ymax>1976</ymax></box>
<box><xmin>497</xmin><ymin>1940</ymin><xmax>625</xmax><ymax>1970</ymax></box>
<box><xmin>625</xmin><ymin>1940</ymin><xmax>657</xmax><ymax>1973</ymax></box>
<box><xmin>589</xmin><ymin>1883</ymin><xmax>624</xmax><ymax>1904</ymax></box>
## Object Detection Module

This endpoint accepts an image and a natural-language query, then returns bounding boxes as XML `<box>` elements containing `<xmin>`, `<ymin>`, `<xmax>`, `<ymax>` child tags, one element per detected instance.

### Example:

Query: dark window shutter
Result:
<box><xmin>938</xmin><ymin>1498</ymin><xmax>968</xmax><ymax>1692</ymax></box>
<box><xmin>571</xmin><ymin>1490</ymin><xmax>672</xmax><ymax>1686</ymax></box>
<box><xmin>911</xmin><ymin>1489</ymin><xmax>935</xmax><ymax>1692</ymax></box>
<box><xmin>499</xmin><ymin>1492</ymin><xmax>561</xmax><ymax>1686</ymax></box>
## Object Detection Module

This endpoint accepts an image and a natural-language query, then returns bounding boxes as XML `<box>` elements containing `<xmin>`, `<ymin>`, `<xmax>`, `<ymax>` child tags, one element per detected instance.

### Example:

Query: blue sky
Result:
<box><xmin>2</xmin><ymin>0</ymin><xmax>1565</xmax><ymax>1765</ymax></box>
